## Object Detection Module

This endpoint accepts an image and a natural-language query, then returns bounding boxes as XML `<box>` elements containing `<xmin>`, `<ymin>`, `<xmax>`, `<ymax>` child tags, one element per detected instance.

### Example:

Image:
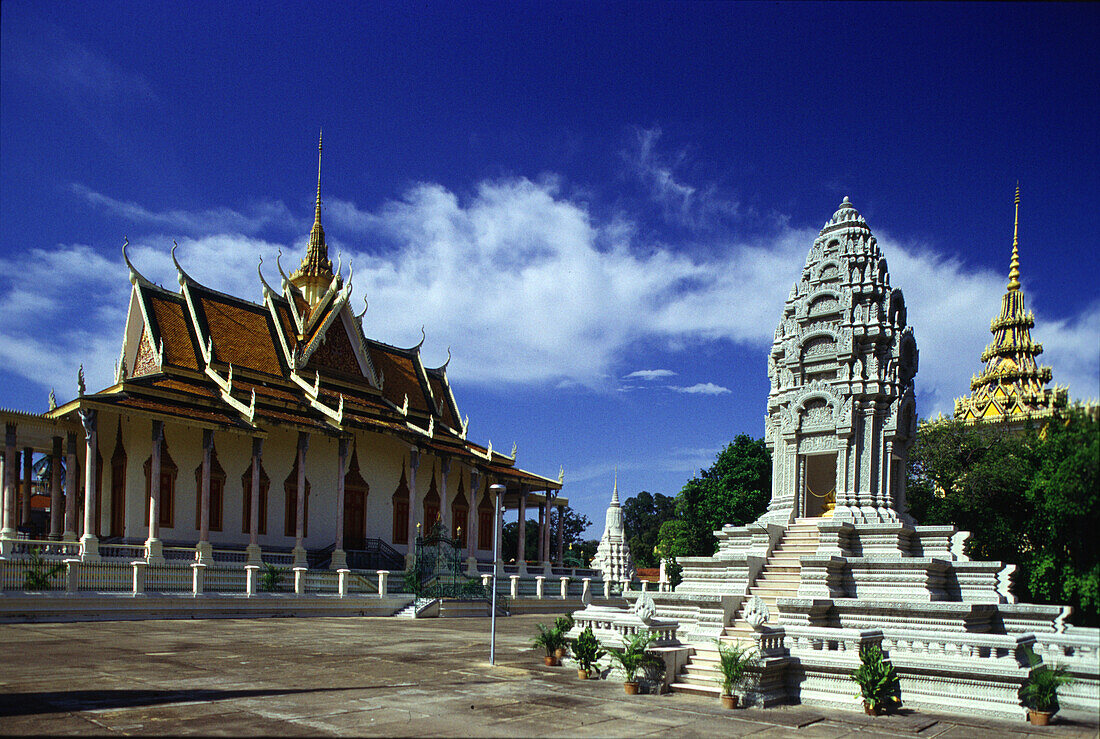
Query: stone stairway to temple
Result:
<box><xmin>670</xmin><ymin>520</ymin><xmax>820</xmax><ymax>697</ymax></box>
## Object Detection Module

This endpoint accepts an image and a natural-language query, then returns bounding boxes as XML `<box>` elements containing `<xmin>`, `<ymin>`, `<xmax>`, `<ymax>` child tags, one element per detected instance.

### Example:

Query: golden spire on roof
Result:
<box><xmin>953</xmin><ymin>183</ymin><xmax>1065</xmax><ymax>426</ymax></box>
<box><xmin>290</xmin><ymin>130</ymin><xmax>335</xmax><ymax>308</ymax></box>
<box><xmin>1007</xmin><ymin>183</ymin><xmax>1021</xmax><ymax>291</ymax></box>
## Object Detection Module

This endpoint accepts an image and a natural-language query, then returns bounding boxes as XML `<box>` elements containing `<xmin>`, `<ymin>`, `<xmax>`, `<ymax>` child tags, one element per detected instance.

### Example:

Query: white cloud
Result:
<box><xmin>624</xmin><ymin>369</ymin><xmax>677</xmax><ymax>380</ymax></box>
<box><xmin>4</xmin><ymin>177</ymin><xmax>1096</xmax><ymax>423</ymax></box>
<box><xmin>72</xmin><ymin>184</ymin><xmax>299</xmax><ymax>236</ymax></box>
<box><xmin>671</xmin><ymin>382</ymin><xmax>732</xmax><ymax>395</ymax></box>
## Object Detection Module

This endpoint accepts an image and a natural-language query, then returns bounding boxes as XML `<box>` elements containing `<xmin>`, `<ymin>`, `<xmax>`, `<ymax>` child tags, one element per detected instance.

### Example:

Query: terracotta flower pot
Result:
<box><xmin>555</xmin><ymin>647</ymin><xmax>567</xmax><ymax>660</ymax></box>
<box><xmin>863</xmin><ymin>701</ymin><xmax>882</xmax><ymax>716</ymax></box>
<box><xmin>1029</xmin><ymin>709</ymin><xmax>1053</xmax><ymax>726</ymax></box>
<box><xmin>721</xmin><ymin>694</ymin><xmax>738</xmax><ymax>709</ymax></box>
<box><xmin>623</xmin><ymin>681</ymin><xmax>639</xmax><ymax>695</ymax></box>
<box><xmin>543</xmin><ymin>655</ymin><xmax>559</xmax><ymax>666</ymax></box>
<box><xmin>577</xmin><ymin>669</ymin><xmax>589</xmax><ymax>680</ymax></box>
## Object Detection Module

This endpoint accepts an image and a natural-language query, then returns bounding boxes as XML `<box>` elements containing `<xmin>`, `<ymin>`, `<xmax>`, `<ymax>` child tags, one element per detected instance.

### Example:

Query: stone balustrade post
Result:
<box><xmin>481</xmin><ymin>573</ymin><xmax>492</xmax><ymax>590</ymax></box>
<box><xmin>581</xmin><ymin>577</ymin><xmax>591</xmax><ymax>602</ymax></box>
<box><xmin>621</xmin><ymin>578</ymin><xmax>630</xmax><ymax>593</ymax></box>
<box><xmin>65</xmin><ymin>558</ymin><xmax>81</xmax><ymax>593</ymax></box>
<box><xmin>293</xmin><ymin>566</ymin><xmax>307</xmax><ymax>596</ymax></box>
<box><xmin>560</xmin><ymin>576</ymin><xmax>569</xmax><ymax>599</ymax></box>
<box><xmin>191</xmin><ymin>562</ymin><xmax>206</xmax><ymax>596</ymax></box>
<box><xmin>509</xmin><ymin>574</ymin><xmax>520</xmax><ymax>599</ymax></box>
<box><xmin>535</xmin><ymin>575</ymin><xmax>545</xmax><ymax>599</ymax></box>
<box><xmin>377</xmin><ymin>570</ymin><xmax>389</xmax><ymax>596</ymax></box>
<box><xmin>338</xmin><ymin>568</ymin><xmax>349</xmax><ymax>597</ymax></box>
<box><xmin>641</xmin><ymin>581</ymin><xmax>648</xmax><ymax>593</ymax></box>
<box><xmin>245</xmin><ymin>564</ymin><xmax>259</xmax><ymax>596</ymax></box>
<box><xmin>129</xmin><ymin>560</ymin><xmax>145</xmax><ymax>594</ymax></box>
<box><xmin>603</xmin><ymin>579</ymin><xmax>611</xmax><ymax>599</ymax></box>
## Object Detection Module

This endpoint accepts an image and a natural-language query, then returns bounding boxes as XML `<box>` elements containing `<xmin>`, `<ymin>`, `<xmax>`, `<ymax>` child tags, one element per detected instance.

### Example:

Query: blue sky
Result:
<box><xmin>2</xmin><ymin>2</ymin><xmax>1098</xmax><ymax>536</ymax></box>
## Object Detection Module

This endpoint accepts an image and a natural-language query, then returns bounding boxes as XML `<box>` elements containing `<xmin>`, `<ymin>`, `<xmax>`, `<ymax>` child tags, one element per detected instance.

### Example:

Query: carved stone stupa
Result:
<box><xmin>762</xmin><ymin>196</ymin><xmax>919</xmax><ymax>525</ymax></box>
<box><xmin>591</xmin><ymin>473</ymin><xmax>635</xmax><ymax>583</ymax></box>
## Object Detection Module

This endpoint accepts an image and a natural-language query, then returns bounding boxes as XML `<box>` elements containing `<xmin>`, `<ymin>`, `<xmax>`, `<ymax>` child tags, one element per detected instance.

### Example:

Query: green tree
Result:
<box><xmin>622</xmin><ymin>490</ymin><xmax>677</xmax><ymax>568</ymax></box>
<box><xmin>906</xmin><ymin>409</ymin><xmax>1099</xmax><ymax>626</ymax></box>
<box><xmin>501</xmin><ymin>506</ymin><xmax>592</xmax><ymax>564</ymax></box>
<box><xmin>655</xmin><ymin>519</ymin><xmax>694</xmax><ymax>588</ymax></box>
<box><xmin>675</xmin><ymin>435</ymin><xmax>771</xmax><ymax>556</ymax></box>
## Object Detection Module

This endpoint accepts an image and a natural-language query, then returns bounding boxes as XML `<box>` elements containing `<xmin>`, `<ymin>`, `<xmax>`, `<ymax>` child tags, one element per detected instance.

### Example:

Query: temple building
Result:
<box><xmin>0</xmin><ymin>137</ymin><xmax>566</xmax><ymax>572</ymax></box>
<box><xmin>954</xmin><ymin>186</ymin><xmax>1067</xmax><ymax>427</ymax></box>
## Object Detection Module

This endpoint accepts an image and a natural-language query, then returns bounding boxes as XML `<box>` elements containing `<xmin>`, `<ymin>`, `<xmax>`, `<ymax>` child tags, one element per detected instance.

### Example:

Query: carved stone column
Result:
<box><xmin>78</xmin><ymin>411</ymin><xmax>100</xmax><ymax>561</ymax></box>
<box><xmin>197</xmin><ymin>429</ymin><xmax>214</xmax><ymax>564</ymax></box>
<box><xmin>331</xmin><ymin>437</ymin><xmax>349</xmax><ymax>570</ymax></box>
<box><xmin>465</xmin><ymin>469</ymin><xmax>479</xmax><ymax>573</ymax></box>
<box><xmin>63</xmin><ymin>432</ymin><xmax>77</xmax><ymax>541</ymax></box>
<box><xmin>145</xmin><ymin>420</ymin><xmax>164</xmax><ymax>564</ymax></box>
<box><xmin>50</xmin><ymin>436</ymin><xmax>63</xmax><ymax>539</ymax></box>
<box><xmin>292</xmin><ymin>431</ymin><xmax>309</xmax><ymax>567</ymax></box>
<box><xmin>245</xmin><ymin>437</ymin><xmax>263</xmax><ymax>565</ymax></box>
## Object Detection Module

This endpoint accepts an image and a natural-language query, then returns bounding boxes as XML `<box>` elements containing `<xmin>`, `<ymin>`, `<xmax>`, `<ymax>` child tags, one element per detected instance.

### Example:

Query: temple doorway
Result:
<box><xmin>804</xmin><ymin>452</ymin><xmax>837</xmax><ymax>517</ymax></box>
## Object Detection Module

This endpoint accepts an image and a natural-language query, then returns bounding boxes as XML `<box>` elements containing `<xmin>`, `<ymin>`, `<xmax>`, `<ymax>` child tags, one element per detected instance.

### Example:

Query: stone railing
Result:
<box><xmin>570</xmin><ymin>603</ymin><xmax>680</xmax><ymax>647</ymax></box>
<box><xmin>9</xmin><ymin>539</ymin><xmax>80</xmax><ymax>560</ymax></box>
<box><xmin>163</xmin><ymin>546</ymin><xmax>199</xmax><ymax>563</ymax></box>
<box><xmin>100</xmin><ymin>543</ymin><xmax>147</xmax><ymax>561</ymax></box>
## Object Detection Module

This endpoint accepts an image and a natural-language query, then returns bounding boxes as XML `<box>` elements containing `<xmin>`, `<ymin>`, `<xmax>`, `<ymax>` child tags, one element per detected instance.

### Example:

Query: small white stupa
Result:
<box><xmin>591</xmin><ymin>470</ymin><xmax>635</xmax><ymax>582</ymax></box>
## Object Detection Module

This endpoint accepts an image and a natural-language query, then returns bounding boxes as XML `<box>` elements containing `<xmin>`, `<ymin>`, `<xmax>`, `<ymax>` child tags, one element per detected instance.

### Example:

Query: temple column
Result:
<box><xmin>492</xmin><ymin>482</ymin><xmax>506</xmax><ymax>575</ymax></box>
<box><xmin>331</xmin><ymin>437</ymin><xmax>349</xmax><ymax>570</ymax></box>
<box><xmin>0</xmin><ymin>425</ymin><xmax>16</xmax><ymax>554</ymax></box>
<box><xmin>556</xmin><ymin>502</ymin><xmax>564</xmax><ymax>565</ymax></box>
<box><xmin>797</xmin><ymin>454</ymin><xmax>807</xmax><ymax>519</ymax></box>
<box><xmin>292</xmin><ymin>431</ymin><xmax>309</xmax><ymax>567</ymax></box>
<box><xmin>49</xmin><ymin>436</ymin><xmax>63</xmax><ymax>540</ymax></box>
<box><xmin>516</xmin><ymin>488</ymin><xmax>527</xmax><ymax>575</ymax></box>
<box><xmin>537</xmin><ymin>499</ymin><xmax>545</xmax><ymax>562</ymax></box>
<box><xmin>145</xmin><ymin>420</ymin><xmax>164</xmax><ymax>564</ymax></box>
<box><xmin>196</xmin><ymin>429</ymin><xmax>214</xmax><ymax>564</ymax></box>
<box><xmin>21</xmin><ymin>447</ymin><xmax>33</xmax><ymax>532</ymax></box>
<box><xmin>63</xmin><ymin>432</ymin><xmax>77</xmax><ymax>541</ymax></box>
<box><xmin>465</xmin><ymin>470</ymin><xmax>480</xmax><ymax>573</ymax></box>
<box><xmin>78</xmin><ymin>410</ymin><xmax>100</xmax><ymax>561</ymax></box>
<box><xmin>245</xmin><ymin>437</ymin><xmax>263</xmax><ymax>565</ymax></box>
<box><xmin>405</xmin><ymin>449</ymin><xmax>419</xmax><ymax>567</ymax></box>
<box><xmin>439</xmin><ymin>457</ymin><xmax>450</xmax><ymax>535</ymax></box>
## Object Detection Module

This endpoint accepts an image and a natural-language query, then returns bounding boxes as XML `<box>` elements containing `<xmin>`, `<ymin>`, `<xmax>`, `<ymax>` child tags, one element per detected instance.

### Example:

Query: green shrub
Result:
<box><xmin>606</xmin><ymin>632</ymin><xmax>662</xmax><ymax>683</ymax></box>
<box><xmin>571</xmin><ymin>626</ymin><xmax>606</xmax><ymax>676</ymax></box>
<box><xmin>1020</xmin><ymin>646</ymin><xmax>1074</xmax><ymax>713</ymax></box>
<box><xmin>259</xmin><ymin>563</ymin><xmax>286</xmax><ymax>592</ymax></box>
<box><xmin>850</xmin><ymin>644</ymin><xmax>902</xmax><ymax>713</ymax></box>
<box><xmin>715</xmin><ymin>641</ymin><xmax>757</xmax><ymax>697</ymax></box>
<box><xmin>23</xmin><ymin>548</ymin><xmax>64</xmax><ymax>591</ymax></box>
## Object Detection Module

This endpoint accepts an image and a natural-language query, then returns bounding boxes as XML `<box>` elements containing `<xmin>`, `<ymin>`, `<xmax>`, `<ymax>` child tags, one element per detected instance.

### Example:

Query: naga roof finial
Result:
<box><xmin>1007</xmin><ymin>183</ymin><xmax>1022</xmax><ymax>292</ymax></box>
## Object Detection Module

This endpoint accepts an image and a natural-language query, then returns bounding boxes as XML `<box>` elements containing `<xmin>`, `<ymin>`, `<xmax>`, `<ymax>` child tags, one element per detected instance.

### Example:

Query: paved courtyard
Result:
<box><xmin>0</xmin><ymin>613</ymin><xmax>1095</xmax><ymax>737</ymax></box>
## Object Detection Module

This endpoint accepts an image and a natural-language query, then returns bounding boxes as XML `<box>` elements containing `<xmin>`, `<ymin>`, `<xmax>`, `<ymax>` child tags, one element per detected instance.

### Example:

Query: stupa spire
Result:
<box><xmin>1007</xmin><ymin>183</ymin><xmax>1021</xmax><ymax>291</ymax></box>
<box><xmin>953</xmin><ymin>183</ymin><xmax>1065</xmax><ymax>425</ymax></box>
<box><xmin>290</xmin><ymin>130</ymin><xmax>335</xmax><ymax>307</ymax></box>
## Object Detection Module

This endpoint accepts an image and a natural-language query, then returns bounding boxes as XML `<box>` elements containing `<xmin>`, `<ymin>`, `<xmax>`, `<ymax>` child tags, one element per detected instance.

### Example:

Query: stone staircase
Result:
<box><xmin>670</xmin><ymin>520</ymin><xmax>819</xmax><ymax>697</ymax></box>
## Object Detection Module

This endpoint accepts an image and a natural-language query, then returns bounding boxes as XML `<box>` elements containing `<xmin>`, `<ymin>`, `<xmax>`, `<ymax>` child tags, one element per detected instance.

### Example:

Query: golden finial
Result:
<box><xmin>1007</xmin><ymin>182</ymin><xmax>1021</xmax><ymax>291</ymax></box>
<box><xmin>314</xmin><ymin>129</ymin><xmax>323</xmax><ymax>226</ymax></box>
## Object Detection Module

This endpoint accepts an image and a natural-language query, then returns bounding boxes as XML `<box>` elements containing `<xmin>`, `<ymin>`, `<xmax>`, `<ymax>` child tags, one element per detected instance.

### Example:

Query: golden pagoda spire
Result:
<box><xmin>953</xmin><ymin>182</ymin><xmax>1065</xmax><ymax>426</ymax></box>
<box><xmin>290</xmin><ymin>130</ymin><xmax>335</xmax><ymax>307</ymax></box>
<box><xmin>1007</xmin><ymin>183</ymin><xmax>1021</xmax><ymax>291</ymax></box>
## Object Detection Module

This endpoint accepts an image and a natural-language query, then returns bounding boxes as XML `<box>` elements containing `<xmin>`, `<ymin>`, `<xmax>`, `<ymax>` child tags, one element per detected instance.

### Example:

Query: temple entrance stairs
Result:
<box><xmin>670</xmin><ymin>520</ymin><xmax>820</xmax><ymax>697</ymax></box>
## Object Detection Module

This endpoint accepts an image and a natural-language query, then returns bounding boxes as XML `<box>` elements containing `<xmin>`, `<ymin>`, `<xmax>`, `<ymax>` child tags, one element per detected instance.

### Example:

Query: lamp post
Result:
<box><xmin>489</xmin><ymin>483</ymin><xmax>506</xmax><ymax>665</ymax></box>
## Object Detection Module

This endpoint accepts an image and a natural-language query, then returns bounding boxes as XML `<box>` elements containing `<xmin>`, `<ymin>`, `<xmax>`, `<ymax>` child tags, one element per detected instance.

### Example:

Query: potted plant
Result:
<box><xmin>533</xmin><ymin>622</ymin><xmax>567</xmax><ymax>666</ymax></box>
<box><xmin>714</xmin><ymin>641</ymin><xmax>757</xmax><ymax>708</ymax></box>
<box><xmin>572</xmin><ymin>625</ymin><xmax>605</xmax><ymax>679</ymax></box>
<box><xmin>553</xmin><ymin>614</ymin><xmax>575</xmax><ymax>661</ymax></box>
<box><xmin>606</xmin><ymin>632</ymin><xmax>660</xmax><ymax>695</ymax></box>
<box><xmin>850</xmin><ymin>643</ymin><xmax>901</xmax><ymax>715</ymax></box>
<box><xmin>1020</xmin><ymin>646</ymin><xmax>1074</xmax><ymax>726</ymax></box>
<box><xmin>259</xmin><ymin>563</ymin><xmax>286</xmax><ymax>593</ymax></box>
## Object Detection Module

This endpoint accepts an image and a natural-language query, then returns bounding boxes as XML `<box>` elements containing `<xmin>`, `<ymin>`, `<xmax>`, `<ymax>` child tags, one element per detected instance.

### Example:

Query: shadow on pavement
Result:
<box><xmin>0</xmin><ymin>686</ymin><xmax>362</xmax><ymax>717</ymax></box>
